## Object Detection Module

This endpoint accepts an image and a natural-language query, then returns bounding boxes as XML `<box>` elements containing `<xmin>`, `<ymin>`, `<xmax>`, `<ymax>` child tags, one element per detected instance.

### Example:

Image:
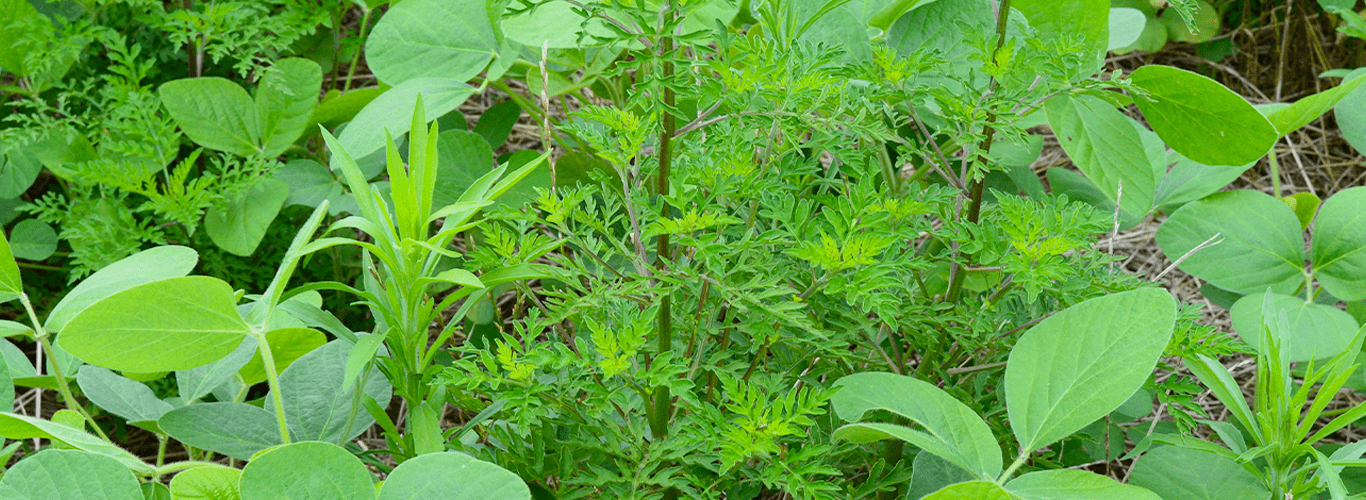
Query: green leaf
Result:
<box><xmin>921</xmin><ymin>481</ymin><xmax>1012</xmax><ymax>500</ymax></box>
<box><xmin>76</xmin><ymin>366</ymin><xmax>174</xmax><ymax>433</ymax></box>
<box><xmin>1045</xmin><ymin>95</ymin><xmax>1160</xmax><ymax>217</ymax></box>
<box><xmin>1152</xmin><ymin>151</ymin><xmax>1255</xmax><ymax>210</ymax></box>
<box><xmin>1006</xmin><ymin>288</ymin><xmax>1176</xmax><ymax>452</ymax></box>
<box><xmin>60</xmin><ymin>276</ymin><xmax>251</xmax><ymax>373</ymax></box>
<box><xmin>309</xmin><ymin>88</ymin><xmax>385</xmax><ymax>131</ymax></box>
<box><xmin>0</xmin><ymin>0</ymin><xmax>46</xmax><ymax>77</ymax></box>
<box><xmin>0</xmin><ymin>146</ymin><xmax>42</xmax><ymax>198</ymax></box>
<box><xmin>159</xmin><ymin>78</ymin><xmax>260</xmax><ymax>157</ymax></box>
<box><xmin>885</xmin><ymin>0</ymin><xmax>992</xmax><ymax>64</ymax></box>
<box><xmin>45</xmin><ymin>246</ymin><xmax>199</xmax><ymax>333</ymax></box>
<box><xmin>378</xmin><ymin>451</ymin><xmax>530</xmax><ymax>499</ymax></box>
<box><xmin>239</xmin><ymin>442</ymin><xmax>376</xmax><ymax>500</ymax></box>
<box><xmin>907</xmin><ymin>451</ymin><xmax>976</xmax><ymax>500</ymax></box>
<box><xmin>1230</xmin><ymin>293</ymin><xmax>1358</xmax><ymax>361</ymax></box>
<box><xmin>1129</xmin><ymin>446</ymin><xmax>1268</xmax><ymax>500</ymax></box>
<box><xmin>832</xmin><ymin>372</ymin><xmax>1002</xmax><ymax>479</ymax></box>
<box><xmin>336</xmin><ymin>78</ymin><xmax>477</xmax><ymax>165</ymax></box>
<box><xmin>1155</xmin><ymin>190</ymin><xmax>1305</xmax><ymax>295</ymax></box>
<box><xmin>276</xmin><ymin>159</ymin><xmax>348</xmax><ymax>213</ymax></box>
<box><xmin>1130</xmin><ymin>65</ymin><xmax>1277</xmax><ymax>166</ymax></box>
<box><xmin>433</xmin><ymin>129</ymin><xmax>496</xmax><ymax>209</ymax></box>
<box><xmin>342</xmin><ymin>333</ymin><xmax>385</xmax><ymax>393</ymax></box>
<box><xmin>1268</xmin><ymin>73</ymin><xmax>1366</xmax><ymax>136</ymax></box>
<box><xmin>271</xmin><ymin>339</ymin><xmax>392</xmax><ymax>444</ymax></box>
<box><xmin>0</xmin><ymin>449</ymin><xmax>142</xmax><ymax>500</ymax></box>
<box><xmin>1108</xmin><ymin>8</ymin><xmax>1147</xmax><ymax>51</ymax></box>
<box><xmin>1335</xmin><ymin>69</ymin><xmax>1366</xmax><ymax>156</ymax></box>
<box><xmin>0</xmin><ymin>222</ymin><xmax>22</xmax><ymax>297</ymax></box>
<box><xmin>0</xmin><ymin>412</ymin><xmax>152</xmax><ymax>474</ymax></box>
<box><xmin>143</xmin><ymin>481</ymin><xmax>170</xmax><ymax>500</ymax></box>
<box><xmin>1312</xmin><ymin>186</ymin><xmax>1366</xmax><ymax>301</ymax></box>
<box><xmin>473</xmin><ymin>100</ymin><xmax>522</xmax><ymax>150</ymax></box>
<box><xmin>0</xmin><ymin>353</ymin><xmax>11</xmax><ymax>413</ymax></box>
<box><xmin>205</xmin><ymin>179</ymin><xmax>290</xmax><ymax>256</ymax></box>
<box><xmin>1284</xmin><ymin>191</ymin><xmax>1321</xmax><ymax>230</ymax></box>
<box><xmin>256</xmin><ymin>58</ymin><xmax>322</xmax><ymax>157</ymax></box>
<box><xmin>9</xmin><ymin>219</ymin><xmax>56</xmax><ymax>261</ymax></box>
<box><xmin>159</xmin><ymin>403</ymin><xmax>285</xmax><ymax>461</ymax></box>
<box><xmin>500</xmin><ymin>0</ymin><xmax>612</xmax><ymax>49</ymax></box>
<box><xmin>1044</xmin><ymin>168</ymin><xmax>1140</xmax><ymax>228</ymax></box>
<box><xmin>1014</xmin><ymin>0</ymin><xmax>1109</xmax><ymax>66</ymax></box>
<box><xmin>177</xmin><ymin>337</ymin><xmax>257</xmax><ymax>403</ymax></box>
<box><xmin>237</xmin><ymin>327</ymin><xmax>326</xmax><ymax>386</ymax></box>
<box><xmin>1005</xmin><ymin>469</ymin><xmax>1160</xmax><ymax>500</ymax></box>
<box><xmin>169</xmin><ymin>465</ymin><xmax>242</xmax><ymax>500</ymax></box>
<box><xmin>365</xmin><ymin>0</ymin><xmax>497</xmax><ymax>85</ymax></box>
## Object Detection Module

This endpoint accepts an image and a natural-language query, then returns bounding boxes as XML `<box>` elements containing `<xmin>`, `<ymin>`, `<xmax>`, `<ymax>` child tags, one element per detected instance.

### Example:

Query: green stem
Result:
<box><xmin>151</xmin><ymin>460</ymin><xmax>223</xmax><ymax>478</ymax></box>
<box><xmin>998</xmin><ymin>453</ymin><xmax>1029</xmax><ymax>483</ymax></box>
<box><xmin>341</xmin><ymin>8</ymin><xmax>374</xmax><ymax>93</ymax></box>
<box><xmin>254</xmin><ymin>331</ymin><xmax>291</xmax><ymax>444</ymax></box>
<box><xmin>649</xmin><ymin>6</ymin><xmax>678</xmax><ymax>444</ymax></box>
<box><xmin>1269</xmin><ymin>150</ymin><xmax>1282</xmax><ymax>198</ymax></box>
<box><xmin>19</xmin><ymin>294</ymin><xmax>109</xmax><ymax>441</ymax></box>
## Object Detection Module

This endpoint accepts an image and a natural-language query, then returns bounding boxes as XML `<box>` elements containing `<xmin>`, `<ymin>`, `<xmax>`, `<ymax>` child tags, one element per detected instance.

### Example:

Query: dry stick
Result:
<box><xmin>540</xmin><ymin>42</ymin><xmax>556</xmax><ymax>195</ymax></box>
<box><xmin>1155</xmin><ymin>233</ymin><xmax>1225</xmax><ymax>281</ymax></box>
<box><xmin>1109</xmin><ymin>181</ymin><xmax>1123</xmax><ymax>274</ymax></box>
<box><xmin>1275</xmin><ymin>0</ymin><xmax>1293</xmax><ymax>102</ymax></box>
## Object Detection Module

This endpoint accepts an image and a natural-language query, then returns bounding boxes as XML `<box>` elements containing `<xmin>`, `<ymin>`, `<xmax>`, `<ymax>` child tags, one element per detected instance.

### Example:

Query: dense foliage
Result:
<box><xmin>1</xmin><ymin>0</ymin><xmax>1366</xmax><ymax>498</ymax></box>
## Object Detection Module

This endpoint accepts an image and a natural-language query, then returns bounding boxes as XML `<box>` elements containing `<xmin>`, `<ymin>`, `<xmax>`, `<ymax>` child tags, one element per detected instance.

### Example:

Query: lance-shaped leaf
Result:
<box><xmin>0</xmin><ymin>412</ymin><xmax>152</xmax><ymax>475</ymax></box>
<box><xmin>1006</xmin><ymin>288</ymin><xmax>1176</xmax><ymax>453</ymax></box>
<box><xmin>239</xmin><ymin>442</ymin><xmax>375</xmax><ymax>500</ymax></box>
<box><xmin>832</xmin><ymin>372</ymin><xmax>1002</xmax><ymax>479</ymax></box>
<box><xmin>1130</xmin><ymin>65</ymin><xmax>1277</xmax><ymax>166</ymax></box>
<box><xmin>60</xmin><ymin>276</ymin><xmax>251</xmax><ymax>373</ymax></box>
<box><xmin>1312</xmin><ymin>186</ymin><xmax>1366</xmax><ymax>301</ymax></box>
<box><xmin>1155</xmin><ymin>190</ymin><xmax>1305</xmax><ymax>295</ymax></box>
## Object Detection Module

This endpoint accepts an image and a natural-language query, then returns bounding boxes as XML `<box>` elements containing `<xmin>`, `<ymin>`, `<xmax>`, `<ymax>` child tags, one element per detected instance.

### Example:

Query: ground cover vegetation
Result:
<box><xmin>1</xmin><ymin>0</ymin><xmax>1366</xmax><ymax>498</ymax></box>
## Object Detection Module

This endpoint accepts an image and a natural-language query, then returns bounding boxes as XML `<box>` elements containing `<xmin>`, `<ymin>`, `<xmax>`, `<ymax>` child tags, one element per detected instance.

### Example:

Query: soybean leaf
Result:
<box><xmin>0</xmin><ymin>354</ymin><xmax>10</xmax><ymax>412</ymax></box>
<box><xmin>473</xmin><ymin>100</ymin><xmax>522</xmax><ymax>150</ymax></box>
<box><xmin>1285</xmin><ymin>192</ymin><xmax>1321</xmax><ymax>230</ymax></box>
<box><xmin>0</xmin><ymin>449</ymin><xmax>142</xmax><ymax>500</ymax></box>
<box><xmin>60</xmin><ymin>276</ymin><xmax>251</xmax><ymax>373</ymax></box>
<box><xmin>309</xmin><ymin>87</ymin><xmax>385</xmax><ymax>132</ymax></box>
<box><xmin>159</xmin><ymin>403</ymin><xmax>284</xmax><ymax>461</ymax></box>
<box><xmin>1129</xmin><ymin>446</ymin><xmax>1269</xmax><ymax>500</ymax></box>
<box><xmin>0</xmin><ymin>221</ymin><xmax>22</xmax><ymax>298</ymax></box>
<box><xmin>77</xmin><ymin>366</ymin><xmax>174</xmax><ymax>433</ymax></box>
<box><xmin>256</xmin><ymin>58</ymin><xmax>322</xmax><ymax>157</ymax></box>
<box><xmin>143</xmin><ymin>481</ymin><xmax>170</xmax><ymax>500</ymax></box>
<box><xmin>1313</xmin><ymin>186</ymin><xmax>1366</xmax><ymax>301</ymax></box>
<box><xmin>1152</xmin><ymin>151</ymin><xmax>1255</xmax><ymax>210</ymax></box>
<box><xmin>239</xmin><ymin>442</ymin><xmax>376</xmax><ymax>500</ymax></box>
<box><xmin>832</xmin><ymin>372</ymin><xmax>1002</xmax><ymax>479</ymax></box>
<box><xmin>906</xmin><ymin>452</ymin><xmax>976</xmax><ymax>500</ymax></box>
<box><xmin>921</xmin><ymin>481</ymin><xmax>1011</xmax><ymax>500</ymax></box>
<box><xmin>0</xmin><ymin>146</ymin><xmax>42</xmax><ymax>198</ymax></box>
<box><xmin>1006</xmin><ymin>288</ymin><xmax>1176</xmax><ymax>452</ymax></box>
<box><xmin>1335</xmin><ymin>69</ymin><xmax>1366</xmax><ymax>156</ymax></box>
<box><xmin>177</xmin><ymin>337</ymin><xmax>258</xmax><ymax>403</ymax></box>
<box><xmin>169</xmin><ymin>465</ymin><xmax>241</xmax><ymax>500</ymax></box>
<box><xmin>1267</xmin><ymin>73</ymin><xmax>1366</xmax><ymax>136</ymax></box>
<box><xmin>1004</xmin><ymin>469</ymin><xmax>1161</xmax><ymax>500</ymax></box>
<box><xmin>433</xmin><ymin>129</ymin><xmax>496</xmax><ymax>209</ymax></box>
<box><xmin>159</xmin><ymin>78</ymin><xmax>260</xmax><ymax>157</ymax></box>
<box><xmin>365</xmin><ymin>0</ymin><xmax>497</xmax><ymax>85</ymax></box>
<box><xmin>379</xmin><ymin>451</ymin><xmax>530</xmax><ymax>499</ymax></box>
<box><xmin>337</xmin><ymin>78</ymin><xmax>478</xmax><ymax>165</ymax></box>
<box><xmin>272</xmin><ymin>339</ymin><xmax>392</xmax><ymax>444</ymax></box>
<box><xmin>237</xmin><ymin>327</ymin><xmax>326</xmax><ymax>386</ymax></box>
<box><xmin>1155</xmin><ymin>190</ymin><xmax>1304</xmax><ymax>295</ymax></box>
<box><xmin>1230</xmin><ymin>293</ymin><xmax>1358</xmax><ymax>362</ymax></box>
<box><xmin>9</xmin><ymin>219</ymin><xmax>55</xmax><ymax>261</ymax></box>
<box><xmin>1014</xmin><ymin>0</ymin><xmax>1109</xmax><ymax>67</ymax></box>
<box><xmin>45</xmin><ymin>246</ymin><xmax>199</xmax><ymax>333</ymax></box>
<box><xmin>205</xmin><ymin>178</ymin><xmax>290</xmax><ymax>257</ymax></box>
<box><xmin>1046</xmin><ymin>95</ymin><xmax>1160</xmax><ymax>217</ymax></box>
<box><xmin>0</xmin><ymin>412</ymin><xmax>152</xmax><ymax>475</ymax></box>
<box><xmin>1130</xmin><ymin>65</ymin><xmax>1277</xmax><ymax>166</ymax></box>
<box><xmin>885</xmin><ymin>0</ymin><xmax>992</xmax><ymax>66</ymax></box>
<box><xmin>1109</xmin><ymin>8</ymin><xmax>1147</xmax><ymax>51</ymax></box>
<box><xmin>276</xmin><ymin>159</ymin><xmax>345</xmax><ymax>210</ymax></box>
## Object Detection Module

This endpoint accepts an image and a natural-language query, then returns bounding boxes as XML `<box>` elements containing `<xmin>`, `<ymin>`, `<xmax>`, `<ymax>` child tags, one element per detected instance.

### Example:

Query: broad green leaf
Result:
<box><xmin>922</xmin><ymin>481</ymin><xmax>1011</xmax><ymax>500</ymax></box>
<box><xmin>1005</xmin><ymin>469</ymin><xmax>1160</xmax><ymax>500</ymax></box>
<box><xmin>256</xmin><ymin>58</ymin><xmax>322</xmax><ymax>157</ymax></box>
<box><xmin>177</xmin><ymin>337</ymin><xmax>258</xmax><ymax>403</ymax></box>
<box><xmin>170</xmin><ymin>465</ymin><xmax>241</xmax><ymax>500</ymax></box>
<box><xmin>1313</xmin><ymin>186</ymin><xmax>1366</xmax><ymax>301</ymax></box>
<box><xmin>238</xmin><ymin>327</ymin><xmax>326</xmax><ymax>386</ymax></box>
<box><xmin>1108</xmin><ymin>8</ymin><xmax>1146</xmax><ymax>51</ymax></box>
<box><xmin>0</xmin><ymin>449</ymin><xmax>142</xmax><ymax>500</ymax></box>
<box><xmin>159</xmin><ymin>403</ymin><xmax>284</xmax><ymax>461</ymax></box>
<box><xmin>907</xmin><ymin>452</ymin><xmax>976</xmax><ymax>500</ymax></box>
<box><xmin>473</xmin><ymin>100</ymin><xmax>522</xmax><ymax>150</ymax></box>
<box><xmin>277</xmin><ymin>159</ymin><xmax>345</xmax><ymax>210</ymax></box>
<box><xmin>434</xmin><ymin>129</ymin><xmax>495</xmax><ymax>209</ymax></box>
<box><xmin>1268</xmin><ymin>73</ymin><xmax>1366</xmax><ymax>136</ymax></box>
<box><xmin>500</xmin><ymin>0</ymin><xmax>612</xmax><ymax>49</ymax></box>
<box><xmin>76</xmin><ymin>366</ymin><xmax>174</xmax><ymax>433</ymax></box>
<box><xmin>1335</xmin><ymin>69</ymin><xmax>1366</xmax><ymax>156</ymax></box>
<box><xmin>0</xmin><ymin>412</ymin><xmax>152</xmax><ymax>474</ymax></box>
<box><xmin>1155</xmin><ymin>190</ymin><xmax>1304</xmax><ymax>295</ymax></box>
<box><xmin>832</xmin><ymin>372</ymin><xmax>1002</xmax><ymax>479</ymax></box>
<box><xmin>885</xmin><ymin>0</ymin><xmax>992</xmax><ymax>64</ymax></box>
<box><xmin>1130</xmin><ymin>65</ymin><xmax>1277</xmax><ymax>166</ymax></box>
<box><xmin>205</xmin><ymin>178</ymin><xmax>290</xmax><ymax>256</ymax></box>
<box><xmin>159</xmin><ymin>78</ymin><xmax>260</xmax><ymax>157</ymax></box>
<box><xmin>0</xmin><ymin>339</ymin><xmax>34</xmax><ymax>380</ymax></box>
<box><xmin>365</xmin><ymin>0</ymin><xmax>497</xmax><ymax>85</ymax></box>
<box><xmin>10</xmin><ymin>219</ymin><xmax>56</xmax><ymax>261</ymax></box>
<box><xmin>1230</xmin><ymin>293</ymin><xmax>1358</xmax><ymax>361</ymax></box>
<box><xmin>309</xmin><ymin>87</ymin><xmax>385</xmax><ymax>131</ymax></box>
<box><xmin>1006</xmin><ymin>288</ymin><xmax>1176</xmax><ymax>452</ymax></box>
<box><xmin>60</xmin><ymin>276</ymin><xmax>251</xmax><ymax>373</ymax></box>
<box><xmin>1161</xmin><ymin>0</ymin><xmax>1219</xmax><ymax>43</ymax></box>
<box><xmin>1014</xmin><ymin>0</ymin><xmax>1108</xmax><ymax>66</ymax></box>
<box><xmin>272</xmin><ymin>339</ymin><xmax>392</xmax><ymax>444</ymax></box>
<box><xmin>1046</xmin><ymin>95</ymin><xmax>1159</xmax><ymax>217</ymax></box>
<box><xmin>0</xmin><ymin>146</ymin><xmax>42</xmax><ymax>198</ymax></box>
<box><xmin>0</xmin><ymin>0</ymin><xmax>44</xmax><ymax>76</ymax></box>
<box><xmin>0</xmin><ymin>222</ymin><xmax>22</xmax><ymax>297</ymax></box>
<box><xmin>46</xmin><ymin>246</ymin><xmax>199</xmax><ymax>333</ymax></box>
<box><xmin>379</xmin><ymin>451</ymin><xmax>529</xmax><ymax>499</ymax></box>
<box><xmin>1129</xmin><ymin>446</ymin><xmax>1269</xmax><ymax>500</ymax></box>
<box><xmin>1284</xmin><ymin>191</ymin><xmax>1321</xmax><ymax>230</ymax></box>
<box><xmin>240</xmin><ymin>442</ymin><xmax>375</xmax><ymax>500</ymax></box>
<box><xmin>795</xmin><ymin>0</ymin><xmax>872</xmax><ymax>63</ymax></box>
<box><xmin>143</xmin><ymin>482</ymin><xmax>170</xmax><ymax>500</ymax></box>
<box><xmin>27</xmin><ymin>131</ymin><xmax>97</xmax><ymax>179</ymax></box>
<box><xmin>1152</xmin><ymin>151</ymin><xmax>1255</xmax><ymax>210</ymax></box>
<box><xmin>0</xmin><ymin>353</ymin><xmax>11</xmax><ymax>412</ymax></box>
<box><xmin>337</xmin><ymin>78</ymin><xmax>477</xmax><ymax>165</ymax></box>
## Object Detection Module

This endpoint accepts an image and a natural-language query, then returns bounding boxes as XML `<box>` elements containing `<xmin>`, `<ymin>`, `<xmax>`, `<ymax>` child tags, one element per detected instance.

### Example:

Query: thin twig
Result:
<box><xmin>1155</xmin><ymin>233</ymin><xmax>1224</xmax><ymax>280</ymax></box>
